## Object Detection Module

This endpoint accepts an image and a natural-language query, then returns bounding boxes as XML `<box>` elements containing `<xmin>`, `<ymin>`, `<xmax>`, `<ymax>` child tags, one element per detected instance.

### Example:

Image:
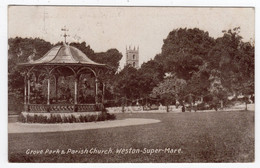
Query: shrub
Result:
<box><xmin>27</xmin><ymin>114</ymin><xmax>34</xmax><ymax>123</ymax></box>
<box><xmin>18</xmin><ymin>114</ymin><xmax>26</xmax><ymax>123</ymax></box>
<box><xmin>63</xmin><ymin>115</ymin><xmax>69</xmax><ymax>123</ymax></box>
<box><xmin>49</xmin><ymin>114</ymin><xmax>55</xmax><ymax>123</ymax></box>
<box><xmin>89</xmin><ymin>115</ymin><xmax>97</xmax><ymax>122</ymax></box>
<box><xmin>83</xmin><ymin>115</ymin><xmax>89</xmax><ymax>122</ymax></box>
<box><xmin>37</xmin><ymin>115</ymin><xmax>48</xmax><ymax>123</ymax></box>
<box><xmin>79</xmin><ymin>115</ymin><xmax>85</xmax><ymax>122</ymax></box>
<box><xmin>97</xmin><ymin>113</ymin><xmax>107</xmax><ymax>121</ymax></box>
<box><xmin>72</xmin><ymin>115</ymin><xmax>77</xmax><ymax>123</ymax></box>
<box><xmin>17</xmin><ymin>112</ymin><xmax>116</xmax><ymax>123</ymax></box>
<box><xmin>107</xmin><ymin>113</ymin><xmax>116</xmax><ymax>120</ymax></box>
<box><xmin>33</xmin><ymin>114</ymin><xmax>38</xmax><ymax>123</ymax></box>
<box><xmin>56</xmin><ymin>114</ymin><xmax>62</xmax><ymax>123</ymax></box>
<box><xmin>68</xmin><ymin>115</ymin><xmax>76</xmax><ymax>123</ymax></box>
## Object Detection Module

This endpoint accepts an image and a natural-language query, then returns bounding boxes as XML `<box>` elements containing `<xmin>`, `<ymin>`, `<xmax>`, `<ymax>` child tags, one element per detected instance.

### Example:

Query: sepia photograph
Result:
<box><xmin>7</xmin><ymin>5</ymin><xmax>255</xmax><ymax>163</ymax></box>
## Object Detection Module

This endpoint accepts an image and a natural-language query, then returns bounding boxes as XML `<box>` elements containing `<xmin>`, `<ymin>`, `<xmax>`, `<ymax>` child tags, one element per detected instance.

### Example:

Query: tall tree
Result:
<box><xmin>209</xmin><ymin>27</ymin><xmax>254</xmax><ymax>98</ymax></box>
<box><xmin>70</xmin><ymin>41</ymin><xmax>95</xmax><ymax>58</ymax></box>
<box><xmin>137</xmin><ymin>60</ymin><xmax>164</xmax><ymax>98</ymax></box>
<box><xmin>8</xmin><ymin>37</ymin><xmax>53</xmax><ymax>93</ymax></box>
<box><xmin>158</xmin><ymin>28</ymin><xmax>215</xmax><ymax>80</ymax></box>
<box><xmin>114</xmin><ymin>65</ymin><xmax>140</xmax><ymax>99</ymax></box>
<box><xmin>70</xmin><ymin>42</ymin><xmax>123</xmax><ymax>72</ymax></box>
<box><xmin>8</xmin><ymin>37</ymin><xmax>53</xmax><ymax>112</ymax></box>
<box><xmin>94</xmin><ymin>49</ymin><xmax>123</xmax><ymax>73</ymax></box>
<box><xmin>151</xmin><ymin>76</ymin><xmax>187</xmax><ymax>112</ymax></box>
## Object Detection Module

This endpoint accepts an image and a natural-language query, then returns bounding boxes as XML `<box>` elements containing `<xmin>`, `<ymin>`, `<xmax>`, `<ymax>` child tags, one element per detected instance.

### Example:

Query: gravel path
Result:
<box><xmin>8</xmin><ymin>118</ymin><xmax>161</xmax><ymax>134</ymax></box>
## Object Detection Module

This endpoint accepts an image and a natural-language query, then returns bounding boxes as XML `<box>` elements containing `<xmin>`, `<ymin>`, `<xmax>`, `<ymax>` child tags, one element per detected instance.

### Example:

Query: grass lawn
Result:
<box><xmin>8</xmin><ymin>111</ymin><xmax>254</xmax><ymax>163</ymax></box>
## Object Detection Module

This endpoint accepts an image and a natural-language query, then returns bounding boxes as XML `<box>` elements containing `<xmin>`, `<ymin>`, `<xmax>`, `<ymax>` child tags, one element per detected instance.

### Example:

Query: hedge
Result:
<box><xmin>18</xmin><ymin>112</ymin><xmax>116</xmax><ymax>124</ymax></box>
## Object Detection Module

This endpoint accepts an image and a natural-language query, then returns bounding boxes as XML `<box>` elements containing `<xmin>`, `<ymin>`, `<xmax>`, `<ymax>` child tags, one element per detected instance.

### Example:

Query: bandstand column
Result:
<box><xmin>47</xmin><ymin>75</ymin><xmax>50</xmax><ymax>105</ymax></box>
<box><xmin>95</xmin><ymin>77</ymin><xmax>98</xmax><ymax>104</ymax></box>
<box><xmin>74</xmin><ymin>75</ymin><xmax>78</xmax><ymax>104</ymax></box>
<box><xmin>24</xmin><ymin>74</ymin><xmax>28</xmax><ymax>112</ymax></box>
<box><xmin>24</xmin><ymin>75</ymin><xmax>27</xmax><ymax>105</ymax></box>
<box><xmin>27</xmin><ymin>75</ymin><xmax>30</xmax><ymax>104</ymax></box>
<box><xmin>54</xmin><ymin>75</ymin><xmax>58</xmax><ymax>103</ymax></box>
<box><xmin>102</xmin><ymin>82</ymin><xmax>105</xmax><ymax>104</ymax></box>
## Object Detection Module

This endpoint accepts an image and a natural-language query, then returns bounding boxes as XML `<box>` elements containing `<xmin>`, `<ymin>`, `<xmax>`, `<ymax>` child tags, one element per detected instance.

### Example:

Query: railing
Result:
<box><xmin>27</xmin><ymin>104</ymin><xmax>103</xmax><ymax>113</ymax></box>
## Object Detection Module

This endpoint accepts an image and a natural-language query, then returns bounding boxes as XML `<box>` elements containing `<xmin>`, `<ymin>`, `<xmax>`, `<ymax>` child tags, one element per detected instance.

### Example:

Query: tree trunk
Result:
<box><xmin>189</xmin><ymin>93</ymin><xmax>192</xmax><ymax>112</ymax></box>
<box><xmin>220</xmin><ymin>100</ymin><xmax>223</xmax><ymax>109</ymax></box>
<box><xmin>122</xmin><ymin>96</ymin><xmax>126</xmax><ymax>113</ymax></box>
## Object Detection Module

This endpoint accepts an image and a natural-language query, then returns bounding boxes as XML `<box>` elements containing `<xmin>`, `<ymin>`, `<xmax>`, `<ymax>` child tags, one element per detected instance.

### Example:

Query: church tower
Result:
<box><xmin>126</xmin><ymin>45</ymin><xmax>139</xmax><ymax>68</ymax></box>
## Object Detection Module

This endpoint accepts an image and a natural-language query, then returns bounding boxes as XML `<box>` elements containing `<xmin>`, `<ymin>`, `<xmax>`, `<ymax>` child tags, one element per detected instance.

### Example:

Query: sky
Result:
<box><xmin>8</xmin><ymin>6</ymin><xmax>255</xmax><ymax>68</ymax></box>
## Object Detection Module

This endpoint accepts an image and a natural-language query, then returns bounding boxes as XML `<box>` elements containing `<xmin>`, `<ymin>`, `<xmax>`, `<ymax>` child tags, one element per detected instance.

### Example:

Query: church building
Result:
<box><xmin>126</xmin><ymin>45</ymin><xmax>139</xmax><ymax>68</ymax></box>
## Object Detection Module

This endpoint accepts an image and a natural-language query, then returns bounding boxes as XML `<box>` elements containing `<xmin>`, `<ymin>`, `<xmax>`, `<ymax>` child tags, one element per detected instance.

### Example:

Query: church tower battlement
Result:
<box><xmin>126</xmin><ymin>45</ymin><xmax>139</xmax><ymax>68</ymax></box>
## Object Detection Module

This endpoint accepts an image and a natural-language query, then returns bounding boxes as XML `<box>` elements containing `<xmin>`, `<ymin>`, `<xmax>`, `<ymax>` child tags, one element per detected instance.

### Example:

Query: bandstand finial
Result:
<box><xmin>61</xmin><ymin>26</ymin><xmax>70</xmax><ymax>44</ymax></box>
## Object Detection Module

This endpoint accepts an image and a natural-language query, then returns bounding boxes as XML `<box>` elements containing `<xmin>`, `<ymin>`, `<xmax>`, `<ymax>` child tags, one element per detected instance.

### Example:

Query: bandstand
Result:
<box><xmin>18</xmin><ymin>42</ymin><xmax>109</xmax><ymax>113</ymax></box>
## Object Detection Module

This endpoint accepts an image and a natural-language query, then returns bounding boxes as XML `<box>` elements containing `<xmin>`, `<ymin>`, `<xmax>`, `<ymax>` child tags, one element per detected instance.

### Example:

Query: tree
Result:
<box><xmin>184</xmin><ymin>63</ymin><xmax>211</xmax><ymax>102</ymax></box>
<box><xmin>8</xmin><ymin>37</ymin><xmax>53</xmax><ymax>63</ymax></box>
<box><xmin>151</xmin><ymin>76</ymin><xmax>186</xmax><ymax>112</ymax></box>
<box><xmin>208</xmin><ymin>69</ymin><xmax>228</xmax><ymax>110</ymax></box>
<box><xmin>156</xmin><ymin>28</ymin><xmax>216</xmax><ymax>106</ymax></box>
<box><xmin>70</xmin><ymin>42</ymin><xmax>123</xmax><ymax>72</ymax></box>
<box><xmin>209</xmin><ymin>27</ymin><xmax>254</xmax><ymax>109</ymax></box>
<box><xmin>114</xmin><ymin>65</ymin><xmax>140</xmax><ymax>100</ymax></box>
<box><xmin>94</xmin><ymin>49</ymin><xmax>123</xmax><ymax>72</ymax></box>
<box><xmin>137</xmin><ymin>60</ymin><xmax>164</xmax><ymax>99</ymax></box>
<box><xmin>70</xmin><ymin>42</ymin><xmax>95</xmax><ymax>59</ymax></box>
<box><xmin>8</xmin><ymin>37</ymin><xmax>53</xmax><ymax>93</ymax></box>
<box><xmin>158</xmin><ymin>28</ymin><xmax>215</xmax><ymax>80</ymax></box>
<box><xmin>209</xmin><ymin>27</ymin><xmax>243</xmax><ymax>94</ymax></box>
<box><xmin>8</xmin><ymin>37</ymin><xmax>53</xmax><ymax>112</ymax></box>
<box><xmin>238</xmin><ymin>41</ymin><xmax>254</xmax><ymax>96</ymax></box>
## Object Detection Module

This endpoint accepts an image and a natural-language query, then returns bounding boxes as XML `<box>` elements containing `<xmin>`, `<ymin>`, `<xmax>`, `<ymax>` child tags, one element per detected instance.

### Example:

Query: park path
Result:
<box><xmin>8</xmin><ymin>118</ymin><xmax>160</xmax><ymax>134</ymax></box>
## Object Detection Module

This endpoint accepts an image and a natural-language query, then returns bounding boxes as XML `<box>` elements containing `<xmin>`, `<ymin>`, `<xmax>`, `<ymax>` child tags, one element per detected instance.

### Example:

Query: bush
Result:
<box><xmin>97</xmin><ymin>113</ymin><xmax>107</xmax><ymax>121</ymax></box>
<box><xmin>17</xmin><ymin>112</ymin><xmax>116</xmax><ymax>124</ymax></box>
<box><xmin>55</xmin><ymin>114</ymin><xmax>63</xmax><ymax>123</ymax></box>
<box><xmin>83</xmin><ymin>115</ymin><xmax>89</xmax><ymax>122</ymax></box>
<box><xmin>63</xmin><ymin>115</ymin><xmax>69</xmax><ymax>123</ymax></box>
<box><xmin>100</xmin><ymin>108</ymin><xmax>116</xmax><ymax>120</ymax></box>
<box><xmin>68</xmin><ymin>115</ymin><xmax>77</xmax><ymax>123</ymax></box>
<box><xmin>27</xmin><ymin>114</ymin><xmax>34</xmax><ymax>123</ymax></box>
<box><xmin>49</xmin><ymin>114</ymin><xmax>56</xmax><ymax>123</ymax></box>
<box><xmin>89</xmin><ymin>115</ymin><xmax>97</xmax><ymax>122</ymax></box>
<box><xmin>106</xmin><ymin>113</ymin><xmax>116</xmax><ymax>120</ymax></box>
<box><xmin>79</xmin><ymin>115</ymin><xmax>85</xmax><ymax>122</ymax></box>
<box><xmin>39</xmin><ymin>115</ymin><xmax>45</xmax><ymax>123</ymax></box>
<box><xmin>18</xmin><ymin>114</ymin><xmax>26</xmax><ymax>123</ymax></box>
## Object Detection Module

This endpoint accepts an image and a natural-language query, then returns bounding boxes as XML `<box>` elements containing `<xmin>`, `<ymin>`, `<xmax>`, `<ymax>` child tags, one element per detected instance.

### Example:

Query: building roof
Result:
<box><xmin>19</xmin><ymin>44</ymin><xmax>105</xmax><ymax>66</ymax></box>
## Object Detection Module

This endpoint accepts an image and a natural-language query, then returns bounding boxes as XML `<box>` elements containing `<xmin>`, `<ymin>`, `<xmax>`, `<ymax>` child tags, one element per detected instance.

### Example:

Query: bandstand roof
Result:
<box><xmin>19</xmin><ymin>43</ymin><xmax>106</xmax><ymax>67</ymax></box>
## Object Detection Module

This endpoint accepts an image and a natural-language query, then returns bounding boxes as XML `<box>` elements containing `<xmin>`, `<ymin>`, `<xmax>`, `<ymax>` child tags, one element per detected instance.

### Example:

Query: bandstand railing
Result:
<box><xmin>26</xmin><ymin>103</ymin><xmax>103</xmax><ymax>113</ymax></box>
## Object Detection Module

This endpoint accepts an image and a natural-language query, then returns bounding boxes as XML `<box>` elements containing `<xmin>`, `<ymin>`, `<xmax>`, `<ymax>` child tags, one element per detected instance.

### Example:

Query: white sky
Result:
<box><xmin>8</xmin><ymin>6</ymin><xmax>254</xmax><ymax>68</ymax></box>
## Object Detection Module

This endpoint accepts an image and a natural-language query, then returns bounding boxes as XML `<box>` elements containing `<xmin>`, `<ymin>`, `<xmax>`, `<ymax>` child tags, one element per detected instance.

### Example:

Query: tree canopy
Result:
<box><xmin>8</xmin><ymin>26</ymin><xmax>255</xmax><ymax>111</ymax></box>
<box><xmin>157</xmin><ymin>28</ymin><xmax>215</xmax><ymax>80</ymax></box>
<box><xmin>8</xmin><ymin>38</ymin><xmax>123</xmax><ymax>111</ymax></box>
